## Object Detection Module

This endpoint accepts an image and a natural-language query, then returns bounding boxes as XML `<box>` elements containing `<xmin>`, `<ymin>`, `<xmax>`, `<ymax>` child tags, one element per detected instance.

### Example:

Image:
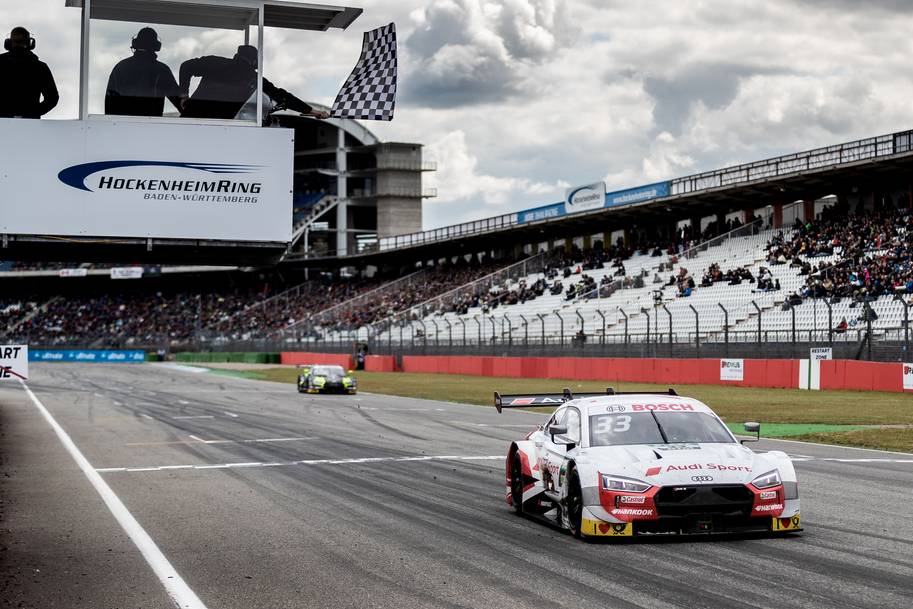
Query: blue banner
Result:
<box><xmin>518</xmin><ymin>181</ymin><xmax>670</xmax><ymax>224</ymax></box>
<box><xmin>605</xmin><ymin>181</ymin><xmax>669</xmax><ymax>208</ymax></box>
<box><xmin>518</xmin><ymin>202</ymin><xmax>565</xmax><ymax>224</ymax></box>
<box><xmin>29</xmin><ymin>349</ymin><xmax>147</xmax><ymax>363</ymax></box>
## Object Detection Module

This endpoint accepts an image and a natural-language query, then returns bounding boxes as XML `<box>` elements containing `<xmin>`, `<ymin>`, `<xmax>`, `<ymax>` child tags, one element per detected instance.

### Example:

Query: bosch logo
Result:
<box><xmin>691</xmin><ymin>475</ymin><xmax>714</xmax><ymax>482</ymax></box>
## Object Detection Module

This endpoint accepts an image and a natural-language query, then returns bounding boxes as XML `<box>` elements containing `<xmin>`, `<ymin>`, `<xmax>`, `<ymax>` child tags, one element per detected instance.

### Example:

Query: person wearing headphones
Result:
<box><xmin>0</xmin><ymin>26</ymin><xmax>58</xmax><ymax>118</ymax></box>
<box><xmin>105</xmin><ymin>28</ymin><xmax>181</xmax><ymax>117</ymax></box>
<box><xmin>178</xmin><ymin>45</ymin><xmax>329</xmax><ymax>120</ymax></box>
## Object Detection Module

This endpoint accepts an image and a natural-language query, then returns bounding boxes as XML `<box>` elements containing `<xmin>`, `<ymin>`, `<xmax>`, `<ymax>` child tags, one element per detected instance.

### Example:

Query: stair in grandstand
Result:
<box><xmin>290</xmin><ymin>193</ymin><xmax>338</xmax><ymax>248</ymax></box>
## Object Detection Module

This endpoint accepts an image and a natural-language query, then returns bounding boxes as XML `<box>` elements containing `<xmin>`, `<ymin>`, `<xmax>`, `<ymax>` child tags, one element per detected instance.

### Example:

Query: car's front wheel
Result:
<box><xmin>565</xmin><ymin>468</ymin><xmax>584</xmax><ymax>538</ymax></box>
<box><xmin>510</xmin><ymin>452</ymin><xmax>525</xmax><ymax>515</ymax></box>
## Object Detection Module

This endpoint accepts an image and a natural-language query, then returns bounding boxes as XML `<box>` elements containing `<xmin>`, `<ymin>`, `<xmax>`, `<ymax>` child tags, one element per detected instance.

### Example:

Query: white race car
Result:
<box><xmin>496</xmin><ymin>388</ymin><xmax>801</xmax><ymax>539</ymax></box>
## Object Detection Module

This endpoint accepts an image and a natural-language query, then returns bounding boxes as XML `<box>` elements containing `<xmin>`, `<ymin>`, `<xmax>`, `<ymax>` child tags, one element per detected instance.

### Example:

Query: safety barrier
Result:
<box><xmin>400</xmin><ymin>355</ymin><xmax>912</xmax><ymax>393</ymax></box>
<box><xmin>174</xmin><ymin>352</ymin><xmax>280</xmax><ymax>364</ymax></box>
<box><xmin>30</xmin><ymin>349</ymin><xmax>146</xmax><ymax>363</ymax></box>
<box><xmin>280</xmin><ymin>352</ymin><xmax>353</xmax><ymax>369</ymax></box>
<box><xmin>364</xmin><ymin>355</ymin><xmax>396</xmax><ymax>372</ymax></box>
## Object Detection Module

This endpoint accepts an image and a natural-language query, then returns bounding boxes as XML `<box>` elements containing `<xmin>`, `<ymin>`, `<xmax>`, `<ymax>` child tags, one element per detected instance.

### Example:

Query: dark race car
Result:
<box><xmin>297</xmin><ymin>364</ymin><xmax>357</xmax><ymax>394</ymax></box>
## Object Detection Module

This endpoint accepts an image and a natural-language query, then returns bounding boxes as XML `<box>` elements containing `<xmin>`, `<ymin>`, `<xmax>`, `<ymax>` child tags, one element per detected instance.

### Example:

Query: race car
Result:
<box><xmin>497</xmin><ymin>388</ymin><xmax>800</xmax><ymax>539</ymax></box>
<box><xmin>297</xmin><ymin>364</ymin><xmax>357</xmax><ymax>394</ymax></box>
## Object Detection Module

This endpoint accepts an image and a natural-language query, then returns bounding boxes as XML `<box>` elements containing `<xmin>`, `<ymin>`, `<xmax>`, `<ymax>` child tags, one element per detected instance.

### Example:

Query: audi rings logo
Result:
<box><xmin>691</xmin><ymin>475</ymin><xmax>714</xmax><ymax>482</ymax></box>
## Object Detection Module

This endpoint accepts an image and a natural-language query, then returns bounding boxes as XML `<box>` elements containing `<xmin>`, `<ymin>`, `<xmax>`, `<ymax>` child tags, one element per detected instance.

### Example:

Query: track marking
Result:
<box><xmin>96</xmin><ymin>454</ymin><xmax>504</xmax><ymax>474</ymax></box>
<box><xmin>223</xmin><ymin>411</ymin><xmax>239</xmax><ymax>418</ymax></box>
<box><xmin>126</xmin><ymin>436</ymin><xmax>316</xmax><ymax>447</ymax></box>
<box><xmin>172</xmin><ymin>415</ymin><xmax>214</xmax><ymax>420</ymax></box>
<box><xmin>178</xmin><ymin>400</ymin><xmax>190</xmax><ymax>405</ymax></box>
<box><xmin>19</xmin><ymin>381</ymin><xmax>208</xmax><ymax>609</ymax></box>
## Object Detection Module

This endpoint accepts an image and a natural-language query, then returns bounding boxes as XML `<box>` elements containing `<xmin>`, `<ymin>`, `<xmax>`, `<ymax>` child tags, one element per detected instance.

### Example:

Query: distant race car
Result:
<box><xmin>297</xmin><ymin>364</ymin><xmax>357</xmax><ymax>394</ymax></box>
<box><xmin>496</xmin><ymin>388</ymin><xmax>801</xmax><ymax>539</ymax></box>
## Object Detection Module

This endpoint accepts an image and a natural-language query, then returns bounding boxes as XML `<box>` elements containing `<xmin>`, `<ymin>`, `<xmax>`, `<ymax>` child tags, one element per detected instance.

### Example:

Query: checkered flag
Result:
<box><xmin>331</xmin><ymin>23</ymin><xmax>397</xmax><ymax>121</ymax></box>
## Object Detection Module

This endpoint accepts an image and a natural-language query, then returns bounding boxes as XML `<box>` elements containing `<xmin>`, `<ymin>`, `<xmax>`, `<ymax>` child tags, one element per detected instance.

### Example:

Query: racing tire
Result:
<box><xmin>565</xmin><ymin>468</ymin><xmax>584</xmax><ymax>539</ymax></box>
<box><xmin>510</xmin><ymin>452</ymin><xmax>525</xmax><ymax>515</ymax></box>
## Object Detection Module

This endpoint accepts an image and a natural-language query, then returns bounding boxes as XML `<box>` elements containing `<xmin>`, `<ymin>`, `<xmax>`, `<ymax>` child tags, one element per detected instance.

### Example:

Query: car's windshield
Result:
<box><xmin>589</xmin><ymin>412</ymin><xmax>734</xmax><ymax>447</ymax></box>
<box><xmin>311</xmin><ymin>365</ymin><xmax>345</xmax><ymax>376</ymax></box>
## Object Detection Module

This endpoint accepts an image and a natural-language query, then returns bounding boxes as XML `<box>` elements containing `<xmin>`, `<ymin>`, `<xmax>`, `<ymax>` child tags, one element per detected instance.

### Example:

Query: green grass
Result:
<box><xmin>203</xmin><ymin>367</ymin><xmax>913</xmax><ymax>452</ymax></box>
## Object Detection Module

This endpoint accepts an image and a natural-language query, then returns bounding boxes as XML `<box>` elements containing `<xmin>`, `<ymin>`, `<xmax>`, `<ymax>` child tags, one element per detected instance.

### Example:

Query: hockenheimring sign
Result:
<box><xmin>0</xmin><ymin>118</ymin><xmax>293</xmax><ymax>242</ymax></box>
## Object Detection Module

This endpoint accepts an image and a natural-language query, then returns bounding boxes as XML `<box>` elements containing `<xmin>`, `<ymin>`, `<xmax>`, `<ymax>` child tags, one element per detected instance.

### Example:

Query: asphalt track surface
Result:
<box><xmin>1</xmin><ymin>364</ymin><xmax>911</xmax><ymax>609</ymax></box>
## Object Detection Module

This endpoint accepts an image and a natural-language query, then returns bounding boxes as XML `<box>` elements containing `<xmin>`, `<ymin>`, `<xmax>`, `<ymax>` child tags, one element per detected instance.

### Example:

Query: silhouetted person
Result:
<box><xmin>0</xmin><ymin>26</ymin><xmax>58</xmax><ymax>118</ymax></box>
<box><xmin>179</xmin><ymin>45</ymin><xmax>329</xmax><ymax>120</ymax></box>
<box><xmin>105</xmin><ymin>28</ymin><xmax>181</xmax><ymax>117</ymax></box>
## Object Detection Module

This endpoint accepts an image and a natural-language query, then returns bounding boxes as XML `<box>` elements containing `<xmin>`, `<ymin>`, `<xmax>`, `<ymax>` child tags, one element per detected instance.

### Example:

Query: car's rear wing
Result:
<box><xmin>493</xmin><ymin>387</ymin><xmax>612</xmax><ymax>413</ymax></box>
<box><xmin>493</xmin><ymin>386</ymin><xmax>679</xmax><ymax>413</ymax></box>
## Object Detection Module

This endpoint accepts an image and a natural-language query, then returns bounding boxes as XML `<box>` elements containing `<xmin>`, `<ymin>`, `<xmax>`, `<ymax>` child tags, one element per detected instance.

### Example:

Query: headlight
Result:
<box><xmin>601</xmin><ymin>474</ymin><xmax>651</xmax><ymax>493</ymax></box>
<box><xmin>313</xmin><ymin>376</ymin><xmax>326</xmax><ymax>386</ymax></box>
<box><xmin>750</xmin><ymin>470</ymin><xmax>781</xmax><ymax>489</ymax></box>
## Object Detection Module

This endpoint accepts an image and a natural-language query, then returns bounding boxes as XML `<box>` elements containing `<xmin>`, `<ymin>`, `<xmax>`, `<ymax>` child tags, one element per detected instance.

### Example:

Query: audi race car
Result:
<box><xmin>297</xmin><ymin>364</ymin><xmax>357</xmax><ymax>394</ymax></box>
<box><xmin>497</xmin><ymin>388</ymin><xmax>801</xmax><ymax>539</ymax></box>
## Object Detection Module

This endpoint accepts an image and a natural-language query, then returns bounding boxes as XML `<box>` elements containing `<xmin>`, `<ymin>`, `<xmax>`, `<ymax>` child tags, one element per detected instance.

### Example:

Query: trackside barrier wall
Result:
<box><xmin>281</xmin><ymin>352</ymin><xmax>354</xmax><ymax>369</ymax></box>
<box><xmin>174</xmin><ymin>352</ymin><xmax>280</xmax><ymax>364</ymax></box>
<box><xmin>30</xmin><ymin>349</ymin><xmax>146</xmax><ymax>363</ymax></box>
<box><xmin>364</xmin><ymin>355</ymin><xmax>396</xmax><ymax>372</ymax></box>
<box><xmin>399</xmin><ymin>356</ymin><xmax>912</xmax><ymax>393</ymax></box>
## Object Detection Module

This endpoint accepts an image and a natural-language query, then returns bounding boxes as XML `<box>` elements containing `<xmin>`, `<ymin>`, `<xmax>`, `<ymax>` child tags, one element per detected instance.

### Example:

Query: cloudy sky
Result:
<box><xmin>7</xmin><ymin>0</ymin><xmax>913</xmax><ymax>229</ymax></box>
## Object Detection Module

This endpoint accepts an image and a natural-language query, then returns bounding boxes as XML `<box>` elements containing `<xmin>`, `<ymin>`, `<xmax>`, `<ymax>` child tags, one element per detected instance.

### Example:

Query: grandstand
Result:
<box><xmin>3</xmin><ymin>128</ymin><xmax>913</xmax><ymax>361</ymax></box>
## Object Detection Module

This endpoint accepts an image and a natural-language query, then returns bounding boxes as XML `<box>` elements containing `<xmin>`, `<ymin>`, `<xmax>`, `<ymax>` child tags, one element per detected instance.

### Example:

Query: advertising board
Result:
<box><xmin>0</xmin><ymin>118</ymin><xmax>293</xmax><ymax>242</ymax></box>
<box><xmin>0</xmin><ymin>345</ymin><xmax>28</xmax><ymax>380</ymax></box>
<box><xmin>29</xmin><ymin>349</ymin><xmax>146</xmax><ymax>363</ymax></box>
<box><xmin>720</xmin><ymin>358</ymin><xmax>744</xmax><ymax>382</ymax></box>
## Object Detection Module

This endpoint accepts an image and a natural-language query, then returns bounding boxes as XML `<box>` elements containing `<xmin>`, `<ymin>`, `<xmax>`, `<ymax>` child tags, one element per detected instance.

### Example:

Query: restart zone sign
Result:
<box><xmin>0</xmin><ymin>345</ymin><xmax>28</xmax><ymax>380</ymax></box>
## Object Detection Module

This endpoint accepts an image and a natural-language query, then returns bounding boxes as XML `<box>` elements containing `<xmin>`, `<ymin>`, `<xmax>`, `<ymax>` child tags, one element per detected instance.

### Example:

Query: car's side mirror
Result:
<box><xmin>742</xmin><ymin>421</ymin><xmax>761</xmax><ymax>444</ymax></box>
<box><xmin>548</xmin><ymin>424</ymin><xmax>576</xmax><ymax>448</ymax></box>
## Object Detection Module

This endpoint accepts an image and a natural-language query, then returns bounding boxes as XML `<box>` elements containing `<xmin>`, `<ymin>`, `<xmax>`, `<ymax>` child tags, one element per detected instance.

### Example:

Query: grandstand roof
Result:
<box><xmin>308</xmin><ymin>128</ymin><xmax>913</xmax><ymax>267</ymax></box>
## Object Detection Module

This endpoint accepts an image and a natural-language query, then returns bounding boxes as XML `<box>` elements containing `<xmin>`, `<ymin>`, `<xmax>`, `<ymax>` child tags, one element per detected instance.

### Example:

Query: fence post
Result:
<box><xmin>790</xmin><ymin>305</ymin><xmax>797</xmax><ymax>351</ymax></box>
<box><xmin>751</xmin><ymin>300</ymin><xmax>762</xmax><ymax>347</ymax></box>
<box><xmin>620</xmin><ymin>308</ymin><xmax>629</xmax><ymax>347</ymax></box>
<box><xmin>689</xmin><ymin>304</ymin><xmax>700</xmax><ymax>357</ymax></box>
<box><xmin>894</xmin><ymin>295</ymin><xmax>910</xmax><ymax>359</ymax></box>
<box><xmin>444</xmin><ymin>318</ymin><xmax>452</xmax><ymax>349</ymax></box>
<box><xmin>537</xmin><ymin>313</ymin><xmax>546</xmax><ymax>346</ymax></box>
<box><xmin>662</xmin><ymin>304</ymin><xmax>672</xmax><ymax>352</ymax></box>
<box><xmin>503</xmin><ymin>314</ymin><xmax>513</xmax><ymax>347</ymax></box>
<box><xmin>864</xmin><ymin>302</ymin><xmax>874</xmax><ymax>361</ymax></box>
<box><xmin>824</xmin><ymin>298</ymin><xmax>833</xmax><ymax>344</ymax></box>
<box><xmin>431</xmin><ymin>319</ymin><xmax>440</xmax><ymax>349</ymax></box>
<box><xmin>519</xmin><ymin>314</ymin><xmax>528</xmax><ymax>347</ymax></box>
<box><xmin>575</xmin><ymin>309</ymin><xmax>584</xmax><ymax>348</ymax></box>
<box><xmin>554</xmin><ymin>310</ymin><xmax>564</xmax><ymax>348</ymax></box>
<box><xmin>718</xmin><ymin>303</ymin><xmax>729</xmax><ymax>357</ymax></box>
<box><xmin>458</xmin><ymin>317</ymin><xmax>466</xmax><ymax>348</ymax></box>
<box><xmin>641</xmin><ymin>307</ymin><xmax>651</xmax><ymax>355</ymax></box>
<box><xmin>474</xmin><ymin>315</ymin><xmax>481</xmax><ymax>346</ymax></box>
<box><xmin>488</xmin><ymin>316</ymin><xmax>497</xmax><ymax>345</ymax></box>
<box><xmin>596</xmin><ymin>309</ymin><xmax>606</xmax><ymax>347</ymax></box>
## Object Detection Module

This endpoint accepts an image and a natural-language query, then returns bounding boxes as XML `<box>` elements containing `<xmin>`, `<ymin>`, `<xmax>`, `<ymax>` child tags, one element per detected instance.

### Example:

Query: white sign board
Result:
<box><xmin>59</xmin><ymin>268</ymin><xmax>88</xmax><ymax>278</ymax></box>
<box><xmin>810</xmin><ymin>347</ymin><xmax>833</xmax><ymax>361</ymax></box>
<box><xmin>564</xmin><ymin>181</ymin><xmax>606</xmax><ymax>214</ymax></box>
<box><xmin>111</xmin><ymin>267</ymin><xmax>144</xmax><ymax>280</ymax></box>
<box><xmin>904</xmin><ymin>363</ymin><xmax>913</xmax><ymax>391</ymax></box>
<box><xmin>0</xmin><ymin>345</ymin><xmax>28</xmax><ymax>381</ymax></box>
<box><xmin>720</xmin><ymin>358</ymin><xmax>744</xmax><ymax>382</ymax></box>
<box><xmin>0</xmin><ymin>118</ymin><xmax>293</xmax><ymax>242</ymax></box>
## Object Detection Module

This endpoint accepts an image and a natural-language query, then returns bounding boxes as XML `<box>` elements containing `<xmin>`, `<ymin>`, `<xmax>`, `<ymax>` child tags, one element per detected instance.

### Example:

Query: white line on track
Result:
<box><xmin>187</xmin><ymin>435</ymin><xmax>314</xmax><ymax>445</ymax></box>
<box><xmin>223</xmin><ymin>411</ymin><xmax>239</xmax><ymax>418</ymax></box>
<box><xmin>20</xmin><ymin>380</ymin><xmax>208</xmax><ymax>609</ymax></box>
<box><xmin>177</xmin><ymin>400</ymin><xmax>190</xmax><ymax>405</ymax></box>
<box><xmin>96</xmin><ymin>454</ymin><xmax>504</xmax><ymax>474</ymax></box>
<box><xmin>172</xmin><ymin>415</ymin><xmax>214</xmax><ymax>420</ymax></box>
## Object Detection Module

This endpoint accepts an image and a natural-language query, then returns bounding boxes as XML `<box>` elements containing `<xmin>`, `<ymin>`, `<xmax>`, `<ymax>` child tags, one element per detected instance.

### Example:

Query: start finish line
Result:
<box><xmin>0</xmin><ymin>345</ymin><xmax>28</xmax><ymax>380</ymax></box>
